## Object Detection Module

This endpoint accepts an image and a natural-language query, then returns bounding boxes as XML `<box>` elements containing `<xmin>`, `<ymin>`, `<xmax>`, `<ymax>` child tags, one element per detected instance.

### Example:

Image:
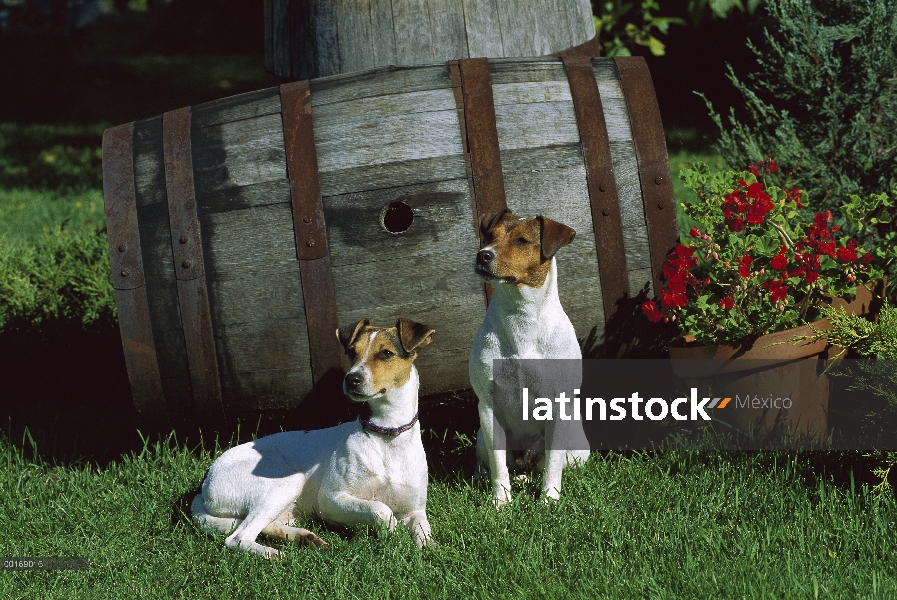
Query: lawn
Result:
<box><xmin>2</xmin><ymin>429</ymin><xmax>896</xmax><ymax>599</ymax></box>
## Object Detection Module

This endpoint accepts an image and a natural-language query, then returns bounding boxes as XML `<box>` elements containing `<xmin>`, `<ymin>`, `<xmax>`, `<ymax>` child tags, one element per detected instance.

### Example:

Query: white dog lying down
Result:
<box><xmin>191</xmin><ymin>318</ymin><xmax>436</xmax><ymax>557</ymax></box>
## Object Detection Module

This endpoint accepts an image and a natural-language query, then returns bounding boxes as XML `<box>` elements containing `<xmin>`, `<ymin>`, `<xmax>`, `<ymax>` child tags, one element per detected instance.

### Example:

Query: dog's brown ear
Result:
<box><xmin>336</xmin><ymin>319</ymin><xmax>370</xmax><ymax>352</ymax></box>
<box><xmin>537</xmin><ymin>215</ymin><xmax>576</xmax><ymax>261</ymax></box>
<box><xmin>479</xmin><ymin>208</ymin><xmax>513</xmax><ymax>238</ymax></box>
<box><xmin>397</xmin><ymin>319</ymin><xmax>436</xmax><ymax>355</ymax></box>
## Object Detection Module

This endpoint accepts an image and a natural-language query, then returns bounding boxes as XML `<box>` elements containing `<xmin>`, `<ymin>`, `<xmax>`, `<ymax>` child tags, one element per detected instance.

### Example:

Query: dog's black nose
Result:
<box><xmin>477</xmin><ymin>249</ymin><xmax>495</xmax><ymax>264</ymax></box>
<box><xmin>344</xmin><ymin>372</ymin><xmax>363</xmax><ymax>389</ymax></box>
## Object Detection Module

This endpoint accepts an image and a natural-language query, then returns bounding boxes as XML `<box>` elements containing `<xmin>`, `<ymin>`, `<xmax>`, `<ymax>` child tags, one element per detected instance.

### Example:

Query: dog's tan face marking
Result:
<box><xmin>475</xmin><ymin>211</ymin><xmax>576</xmax><ymax>288</ymax></box>
<box><xmin>337</xmin><ymin>319</ymin><xmax>435</xmax><ymax>400</ymax></box>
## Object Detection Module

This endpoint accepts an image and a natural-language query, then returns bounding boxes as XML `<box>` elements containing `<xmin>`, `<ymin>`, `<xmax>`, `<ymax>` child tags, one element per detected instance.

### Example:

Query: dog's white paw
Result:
<box><xmin>415</xmin><ymin>531</ymin><xmax>434</xmax><ymax>549</ymax></box>
<box><xmin>542</xmin><ymin>487</ymin><xmax>560</xmax><ymax>503</ymax></box>
<box><xmin>513</xmin><ymin>474</ymin><xmax>530</xmax><ymax>484</ymax></box>
<box><xmin>373</xmin><ymin>504</ymin><xmax>398</xmax><ymax>531</ymax></box>
<box><xmin>492</xmin><ymin>491</ymin><xmax>512</xmax><ymax>510</ymax></box>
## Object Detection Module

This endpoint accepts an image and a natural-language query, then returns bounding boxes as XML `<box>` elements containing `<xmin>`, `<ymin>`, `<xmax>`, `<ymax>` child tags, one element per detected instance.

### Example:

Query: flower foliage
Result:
<box><xmin>642</xmin><ymin>160</ymin><xmax>883</xmax><ymax>345</ymax></box>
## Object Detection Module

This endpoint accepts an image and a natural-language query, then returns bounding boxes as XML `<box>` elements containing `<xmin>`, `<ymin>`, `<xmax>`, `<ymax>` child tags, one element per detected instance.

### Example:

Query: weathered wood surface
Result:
<box><xmin>110</xmin><ymin>57</ymin><xmax>674</xmax><ymax>420</ymax></box>
<box><xmin>264</xmin><ymin>0</ymin><xmax>597</xmax><ymax>80</ymax></box>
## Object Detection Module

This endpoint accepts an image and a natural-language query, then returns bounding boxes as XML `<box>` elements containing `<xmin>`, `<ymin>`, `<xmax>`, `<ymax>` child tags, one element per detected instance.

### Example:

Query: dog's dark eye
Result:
<box><xmin>346</xmin><ymin>348</ymin><xmax>357</xmax><ymax>360</ymax></box>
<box><xmin>378</xmin><ymin>349</ymin><xmax>394</xmax><ymax>360</ymax></box>
<box><xmin>514</xmin><ymin>237</ymin><xmax>531</xmax><ymax>246</ymax></box>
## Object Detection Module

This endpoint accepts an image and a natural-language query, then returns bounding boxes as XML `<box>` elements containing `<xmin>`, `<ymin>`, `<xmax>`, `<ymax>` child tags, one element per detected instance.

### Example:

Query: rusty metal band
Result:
<box><xmin>102</xmin><ymin>123</ymin><xmax>166</xmax><ymax>418</ymax></box>
<box><xmin>453</xmin><ymin>58</ymin><xmax>508</xmax><ymax>305</ymax></box>
<box><xmin>563</xmin><ymin>56</ymin><xmax>629</xmax><ymax>322</ymax></box>
<box><xmin>552</xmin><ymin>35</ymin><xmax>601</xmax><ymax>58</ymax></box>
<box><xmin>613</xmin><ymin>56</ymin><xmax>679</xmax><ymax>296</ymax></box>
<box><xmin>162</xmin><ymin>107</ymin><xmax>226</xmax><ymax>424</ymax></box>
<box><xmin>280</xmin><ymin>80</ymin><xmax>344</xmax><ymax>385</ymax></box>
<box><xmin>457</xmin><ymin>58</ymin><xmax>508</xmax><ymax>228</ymax></box>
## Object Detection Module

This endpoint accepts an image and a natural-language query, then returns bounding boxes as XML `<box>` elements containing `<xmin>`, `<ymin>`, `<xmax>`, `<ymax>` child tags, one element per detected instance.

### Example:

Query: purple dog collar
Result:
<box><xmin>359</xmin><ymin>413</ymin><xmax>419</xmax><ymax>437</ymax></box>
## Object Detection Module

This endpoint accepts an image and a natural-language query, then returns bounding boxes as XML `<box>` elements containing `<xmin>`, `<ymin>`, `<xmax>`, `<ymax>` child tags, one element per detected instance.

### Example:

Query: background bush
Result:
<box><xmin>0</xmin><ymin>123</ymin><xmax>114</xmax><ymax>334</ymax></box>
<box><xmin>0</xmin><ymin>225</ymin><xmax>115</xmax><ymax>332</ymax></box>
<box><xmin>707</xmin><ymin>0</ymin><xmax>897</xmax><ymax>215</ymax></box>
<box><xmin>0</xmin><ymin>123</ymin><xmax>104</xmax><ymax>191</ymax></box>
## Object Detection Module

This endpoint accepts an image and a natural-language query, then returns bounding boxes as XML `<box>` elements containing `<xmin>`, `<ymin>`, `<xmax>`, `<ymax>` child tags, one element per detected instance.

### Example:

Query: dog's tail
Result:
<box><xmin>191</xmin><ymin>493</ymin><xmax>241</xmax><ymax>536</ymax></box>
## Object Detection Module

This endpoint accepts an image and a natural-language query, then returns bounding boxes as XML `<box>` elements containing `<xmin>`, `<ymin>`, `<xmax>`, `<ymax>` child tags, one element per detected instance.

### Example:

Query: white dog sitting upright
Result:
<box><xmin>469</xmin><ymin>209</ymin><xmax>590</xmax><ymax>506</ymax></box>
<box><xmin>191</xmin><ymin>318</ymin><xmax>436</xmax><ymax>557</ymax></box>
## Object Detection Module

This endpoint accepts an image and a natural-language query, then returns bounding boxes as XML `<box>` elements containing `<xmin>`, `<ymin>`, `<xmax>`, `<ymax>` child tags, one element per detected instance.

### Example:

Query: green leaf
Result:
<box><xmin>646</xmin><ymin>36</ymin><xmax>666</xmax><ymax>56</ymax></box>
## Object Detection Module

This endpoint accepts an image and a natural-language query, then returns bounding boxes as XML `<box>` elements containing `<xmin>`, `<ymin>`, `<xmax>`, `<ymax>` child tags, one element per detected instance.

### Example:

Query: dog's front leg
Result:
<box><xmin>400</xmin><ymin>510</ymin><xmax>432</xmax><ymax>548</ymax></box>
<box><xmin>477</xmin><ymin>401</ymin><xmax>513</xmax><ymax>507</ymax></box>
<box><xmin>319</xmin><ymin>492</ymin><xmax>398</xmax><ymax>532</ymax></box>
<box><xmin>540</xmin><ymin>419</ymin><xmax>564</xmax><ymax>501</ymax></box>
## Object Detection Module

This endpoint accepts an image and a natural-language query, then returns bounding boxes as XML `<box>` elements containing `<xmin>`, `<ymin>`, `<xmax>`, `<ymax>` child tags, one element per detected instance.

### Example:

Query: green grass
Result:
<box><xmin>2</xmin><ymin>430</ymin><xmax>896</xmax><ymax>599</ymax></box>
<box><xmin>0</xmin><ymin>188</ymin><xmax>105</xmax><ymax>246</ymax></box>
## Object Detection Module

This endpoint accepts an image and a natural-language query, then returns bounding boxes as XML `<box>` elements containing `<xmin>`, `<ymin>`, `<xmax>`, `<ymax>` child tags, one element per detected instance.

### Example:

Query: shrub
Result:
<box><xmin>0</xmin><ymin>123</ymin><xmax>105</xmax><ymax>191</ymax></box>
<box><xmin>705</xmin><ymin>0</ymin><xmax>897</xmax><ymax>217</ymax></box>
<box><xmin>593</xmin><ymin>0</ymin><xmax>684</xmax><ymax>56</ymax></box>
<box><xmin>0</xmin><ymin>226</ymin><xmax>116</xmax><ymax>333</ymax></box>
<box><xmin>807</xmin><ymin>303</ymin><xmax>897</xmax><ymax>494</ymax></box>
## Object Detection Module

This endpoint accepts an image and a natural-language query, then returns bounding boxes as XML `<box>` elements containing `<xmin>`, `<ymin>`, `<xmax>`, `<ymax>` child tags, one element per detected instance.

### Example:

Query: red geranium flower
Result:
<box><xmin>770</xmin><ymin>247</ymin><xmax>788</xmax><ymax>271</ymax></box>
<box><xmin>641</xmin><ymin>301</ymin><xmax>663</xmax><ymax>323</ymax></box>
<box><xmin>668</xmin><ymin>245</ymin><xmax>697</xmax><ymax>270</ymax></box>
<box><xmin>660</xmin><ymin>288</ymin><xmax>688</xmax><ymax>310</ymax></box>
<box><xmin>748</xmin><ymin>157</ymin><xmax>777</xmax><ymax>177</ymax></box>
<box><xmin>727</xmin><ymin>216</ymin><xmax>745</xmax><ymax>232</ymax></box>
<box><xmin>747</xmin><ymin>203</ymin><xmax>767</xmax><ymax>225</ymax></box>
<box><xmin>736</xmin><ymin>255</ymin><xmax>753</xmax><ymax>277</ymax></box>
<box><xmin>817</xmin><ymin>240</ymin><xmax>836</xmax><ymax>258</ymax></box>
<box><xmin>837</xmin><ymin>246</ymin><xmax>858</xmax><ymax>263</ymax></box>
<box><xmin>689</xmin><ymin>227</ymin><xmax>700</xmax><ymax>238</ymax></box>
<box><xmin>718</xmin><ymin>297</ymin><xmax>735</xmax><ymax>311</ymax></box>
<box><xmin>814</xmin><ymin>211</ymin><xmax>833</xmax><ymax>229</ymax></box>
<box><xmin>784</xmin><ymin>186</ymin><xmax>804</xmax><ymax>208</ymax></box>
<box><xmin>766</xmin><ymin>280</ymin><xmax>789</xmax><ymax>302</ymax></box>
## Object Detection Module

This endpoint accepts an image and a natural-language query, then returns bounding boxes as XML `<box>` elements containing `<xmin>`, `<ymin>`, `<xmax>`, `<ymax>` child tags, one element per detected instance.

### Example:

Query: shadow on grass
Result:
<box><xmin>0</xmin><ymin>320</ymin><xmax>140</xmax><ymax>465</ymax></box>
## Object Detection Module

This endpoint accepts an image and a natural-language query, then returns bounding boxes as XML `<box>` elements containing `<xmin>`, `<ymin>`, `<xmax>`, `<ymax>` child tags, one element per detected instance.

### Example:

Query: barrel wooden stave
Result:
<box><xmin>264</xmin><ymin>0</ymin><xmax>596</xmax><ymax>80</ymax></box>
<box><xmin>111</xmin><ymin>56</ymin><xmax>674</xmax><ymax>418</ymax></box>
<box><xmin>129</xmin><ymin>118</ymin><xmax>194</xmax><ymax>419</ymax></box>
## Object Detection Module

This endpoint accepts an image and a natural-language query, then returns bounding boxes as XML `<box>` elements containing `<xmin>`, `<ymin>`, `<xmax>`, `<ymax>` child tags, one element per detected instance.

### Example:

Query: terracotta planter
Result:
<box><xmin>669</xmin><ymin>323</ymin><xmax>830</xmax><ymax>442</ymax></box>
<box><xmin>667</xmin><ymin>280</ymin><xmax>886</xmax><ymax>443</ymax></box>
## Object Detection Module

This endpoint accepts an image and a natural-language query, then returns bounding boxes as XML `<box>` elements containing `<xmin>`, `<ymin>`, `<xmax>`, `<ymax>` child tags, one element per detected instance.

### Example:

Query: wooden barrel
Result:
<box><xmin>102</xmin><ymin>56</ymin><xmax>679</xmax><ymax>425</ymax></box>
<box><xmin>265</xmin><ymin>0</ymin><xmax>600</xmax><ymax>80</ymax></box>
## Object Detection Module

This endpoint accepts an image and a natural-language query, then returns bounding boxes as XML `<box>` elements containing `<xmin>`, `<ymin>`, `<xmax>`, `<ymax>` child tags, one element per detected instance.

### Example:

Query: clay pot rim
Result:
<box><xmin>668</xmin><ymin>319</ymin><xmax>830</xmax><ymax>374</ymax></box>
<box><xmin>667</xmin><ymin>280</ymin><xmax>887</xmax><ymax>373</ymax></box>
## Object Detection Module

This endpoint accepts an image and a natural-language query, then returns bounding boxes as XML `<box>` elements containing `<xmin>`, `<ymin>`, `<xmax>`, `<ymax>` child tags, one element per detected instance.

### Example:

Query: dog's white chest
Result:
<box><xmin>327</xmin><ymin>430</ymin><xmax>427</xmax><ymax>512</ymax></box>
